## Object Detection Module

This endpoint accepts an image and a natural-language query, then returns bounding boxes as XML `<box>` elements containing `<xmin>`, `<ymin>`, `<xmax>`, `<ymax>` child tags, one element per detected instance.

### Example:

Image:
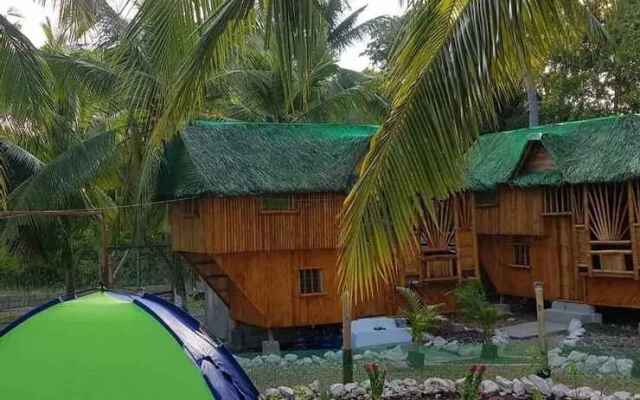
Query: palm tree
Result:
<box><xmin>320</xmin><ymin>0</ymin><xmax>379</xmax><ymax>55</ymax></box>
<box><xmin>336</xmin><ymin>0</ymin><xmax>604</xmax><ymax>301</ymax></box>
<box><xmin>205</xmin><ymin>40</ymin><xmax>387</xmax><ymax>123</ymax></box>
<box><xmin>0</xmin><ymin>11</ymin><xmax>122</xmax><ymax>294</ymax></box>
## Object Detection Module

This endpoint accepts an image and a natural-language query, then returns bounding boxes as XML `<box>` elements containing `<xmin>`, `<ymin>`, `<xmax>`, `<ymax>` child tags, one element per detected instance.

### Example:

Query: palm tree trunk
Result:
<box><xmin>525</xmin><ymin>72</ymin><xmax>540</xmax><ymax>128</ymax></box>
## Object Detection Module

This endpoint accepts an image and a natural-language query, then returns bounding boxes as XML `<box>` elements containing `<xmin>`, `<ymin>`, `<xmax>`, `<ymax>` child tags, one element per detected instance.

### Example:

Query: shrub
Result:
<box><xmin>454</xmin><ymin>280</ymin><xmax>501</xmax><ymax>342</ymax></box>
<box><xmin>365</xmin><ymin>362</ymin><xmax>386</xmax><ymax>400</ymax></box>
<box><xmin>396</xmin><ymin>286</ymin><xmax>442</xmax><ymax>344</ymax></box>
<box><xmin>461</xmin><ymin>364</ymin><xmax>486</xmax><ymax>400</ymax></box>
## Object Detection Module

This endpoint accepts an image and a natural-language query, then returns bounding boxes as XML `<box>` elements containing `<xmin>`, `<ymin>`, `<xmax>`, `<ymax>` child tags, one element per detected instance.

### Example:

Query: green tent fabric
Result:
<box><xmin>0</xmin><ymin>293</ymin><xmax>212</xmax><ymax>400</ymax></box>
<box><xmin>0</xmin><ymin>292</ymin><xmax>258</xmax><ymax>400</ymax></box>
<box><xmin>159</xmin><ymin>121</ymin><xmax>377</xmax><ymax>199</ymax></box>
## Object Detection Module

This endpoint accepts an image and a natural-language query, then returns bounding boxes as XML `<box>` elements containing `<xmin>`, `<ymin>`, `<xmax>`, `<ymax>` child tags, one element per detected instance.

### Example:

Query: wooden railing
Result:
<box><xmin>420</xmin><ymin>253</ymin><xmax>460</xmax><ymax>282</ymax></box>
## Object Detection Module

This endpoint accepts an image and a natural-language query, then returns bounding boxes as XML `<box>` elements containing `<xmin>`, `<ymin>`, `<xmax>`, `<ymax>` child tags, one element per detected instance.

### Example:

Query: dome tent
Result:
<box><xmin>0</xmin><ymin>291</ymin><xmax>258</xmax><ymax>400</ymax></box>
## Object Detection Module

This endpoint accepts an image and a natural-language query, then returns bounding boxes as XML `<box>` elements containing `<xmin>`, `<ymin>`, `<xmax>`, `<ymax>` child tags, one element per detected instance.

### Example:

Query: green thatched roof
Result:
<box><xmin>161</xmin><ymin>115</ymin><xmax>640</xmax><ymax>199</ymax></box>
<box><xmin>160</xmin><ymin>121</ymin><xmax>377</xmax><ymax>198</ymax></box>
<box><xmin>465</xmin><ymin>115</ymin><xmax>640</xmax><ymax>191</ymax></box>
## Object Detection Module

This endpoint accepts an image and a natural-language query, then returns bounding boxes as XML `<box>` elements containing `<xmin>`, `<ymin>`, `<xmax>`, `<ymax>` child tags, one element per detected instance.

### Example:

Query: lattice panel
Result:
<box><xmin>419</xmin><ymin>198</ymin><xmax>455</xmax><ymax>250</ymax></box>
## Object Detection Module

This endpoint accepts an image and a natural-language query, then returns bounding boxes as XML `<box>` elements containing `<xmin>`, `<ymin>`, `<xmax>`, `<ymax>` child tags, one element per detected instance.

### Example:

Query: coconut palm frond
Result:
<box><xmin>0</xmin><ymin>14</ymin><xmax>53</xmax><ymax>122</ymax></box>
<box><xmin>339</xmin><ymin>0</ymin><xmax>596</xmax><ymax>301</ymax></box>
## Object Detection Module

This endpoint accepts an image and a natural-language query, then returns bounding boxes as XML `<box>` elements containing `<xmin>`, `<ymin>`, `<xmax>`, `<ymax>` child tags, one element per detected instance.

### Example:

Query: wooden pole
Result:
<box><xmin>534</xmin><ymin>282</ymin><xmax>547</xmax><ymax>355</ymax></box>
<box><xmin>342</xmin><ymin>290</ymin><xmax>353</xmax><ymax>384</ymax></box>
<box><xmin>100</xmin><ymin>213</ymin><xmax>112</xmax><ymax>289</ymax></box>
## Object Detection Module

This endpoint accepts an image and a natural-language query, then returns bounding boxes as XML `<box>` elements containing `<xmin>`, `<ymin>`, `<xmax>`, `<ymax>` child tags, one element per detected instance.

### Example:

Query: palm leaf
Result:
<box><xmin>338</xmin><ymin>0</ymin><xmax>596</xmax><ymax>301</ymax></box>
<box><xmin>0</xmin><ymin>14</ymin><xmax>52</xmax><ymax>121</ymax></box>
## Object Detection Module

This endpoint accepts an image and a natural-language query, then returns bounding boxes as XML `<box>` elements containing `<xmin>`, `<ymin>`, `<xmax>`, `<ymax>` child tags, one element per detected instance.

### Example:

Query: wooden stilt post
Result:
<box><xmin>342</xmin><ymin>290</ymin><xmax>353</xmax><ymax>384</ymax></box>
<box><xmin>100</xmin><ymin>213</ymin><xmax>111</xmax><ymax>289</ymax></box>
<box><xmin>534</xmin><ymin>281</ymin><xmax>548</xmax><ymax>364</ymax></box>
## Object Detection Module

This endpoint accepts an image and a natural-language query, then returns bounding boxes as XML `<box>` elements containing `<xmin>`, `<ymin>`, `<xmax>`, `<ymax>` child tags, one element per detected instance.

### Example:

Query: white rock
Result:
<box><xmin>495</xmin><ymin>376</ymin><xmax>513</xmax><ymax>391</ymax></box>
<box><xmin>432</xmin><ymin>336</ymin><xmax>447</xmax><ymax>347</ymax></box>
<box><xmin>323</xmin><ymin>351</ymin><xmax>336</xmax><ymax>360</ymax></box>
<box><xmin>283</xmin><ymin>354</ymin><xmax>298</xmax><ymax>362</ymax></box>
<box><xmin>363</xmin><ymin>350</ymin><xmax>377</xmax><ymax>360</ymax></box>
<box><xmin>277</xmin><ymin>386</ymin><xmax>295</xmax><ymax>399</ymax></box>
<box><xmin>550</xmin><ymin>354</ymin><xmax>568</xmax><ymax>369</ymax></box>
<box><xmin>265</xmin><ymin>354</ymin><xmax>282</xmax><ymax>364</ymax></box>
<box><xmin>548</xmin><ymin>347</ymin><xmax>562</xmax><ymax>356</ymax></box>
<box><xmin>444</xmin><ymin>340</ymin><xmax>460</xmax><ymax>353</ymax></box>
<box><xmin>520</xmin><ymin>377</ymin><xmax>536</xmax><ymax>394</ymax></box>
<box><xmin>513</xmin><ymin>379</ymin><xmax>526</xmax><ymax>397</ymax></box>
<box><xmin>403</xmin><ymin>378</ymin><xmax>417</xmax><ymax>387</ymax></box>
<box><xmin>353</xmin><ymin>354</ymin><xmax>363</xmax><ymax>361</ymax></box>
<box><xmin>598</xmin><ymin>358</ymin><xmax>618</xmax><ymax>375</ymax></box>
<box><xmin>344</xmin><ymin>383</ymin><xmax>359</xmax><ymax>392</ymax></box>
<box><xmin>616</xmin><ymin>359</ymin><xmax>634</xmax><ymax>377</ymax></box>
<box><xmin>568</xmin><ymin>351</ymin><xmax>588</xmax><ymax>362</ymax></box>
<box><xmin>563</xmin><ymin>339</ymin><xmax>578</xmax><ymax>347</ymax></box>
<box><xmin>552</xmin><ymin>383</ymin><xmax>571</xmax><ymax>399</ymax></box>
<box><xmin>251</xmin><ymin>357</ymin><xmax>264</xmax><ymax>367</ymax></box>
<box><xmin>528</xmin><ymin>375</ymin><xmax>551</xmax><ymax>397</ymax></box>
<box><xmin>309</xmin><ymin>380</ymin><xmax>320</xmax><ymax>393</ymax></box>
<box><xmin>569</xmin><ymin>318</ymin><xmax>583</xmax><ymax>333</ymax></box>
<box><xmin>584</xmin><ymin>355</ymin><xmax>601</xmax><ymax>372</ymax></box>
<box><xmin>424</xmin><ymin>377</ymin><xmax>455</xmax><ymax>393</ymax></box>
<box><xmin>329</xmin><ymin>383</ymin><xmax>345</xmax><ymax>398</ymax></box>
<box><xmin>264</xmin><ymin>388</ymin><xmax>280</xmax><ymax>398</ymax></box>
<box><xmin>480</xmin><ymin>380</ymin><xmax>500</xmax><ymax>395</ymax></box>
<box><xmin>360</xmin><ymin>380</ymin><xmax>371</xmax><ymax>390</ymax></box>
<box><xmin>301</xmin><ymin>357</ymin><xmax>313</xmax><ymax>365</ymax></box>
<box><xmin>569</xmin><ymin>387</ymin><xmax>595</xmax><ymax>400</ymax></box>
<box><xmin>614</xmin><ymin>392</ymin><xmax>633</xmax><ymax>400</ymax></box>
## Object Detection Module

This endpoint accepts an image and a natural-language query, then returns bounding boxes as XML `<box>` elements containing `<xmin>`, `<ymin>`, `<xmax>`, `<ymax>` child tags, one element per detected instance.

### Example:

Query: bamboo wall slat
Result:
<box><xmin>475</xmin><ymin>187</ymin><xmax>545</xmax><ymax>235</ymax></box>
<box><xmin>170</xmin><ymin>193</ymin><xmax>344</xmax><ymax>254</ymax></box>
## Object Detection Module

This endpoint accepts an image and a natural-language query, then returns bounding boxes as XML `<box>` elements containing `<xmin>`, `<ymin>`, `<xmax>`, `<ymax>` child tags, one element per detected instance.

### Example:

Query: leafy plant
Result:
<box><xmin>461</xmin><ymin>364</ymin><xmax>486</xmax><ymax>400</ymax></box>
<box><xmin>527</xmin><ymin>345</ymin><xmax>550</xmax><ymax>378</ymax></box>
<box><xmin>396</xmin><ymin>286</ymin><xmax>442</xmax><ymax>344</ymax></box>
<box><xmin>454</xmin><ymin>280</ymin><xmax>502</xmax><ymax>342</ymax></box>
<box><xmin>364</xmin><ymin>362</ymin><xmax>386</xmax><ymax>400</ymax></box>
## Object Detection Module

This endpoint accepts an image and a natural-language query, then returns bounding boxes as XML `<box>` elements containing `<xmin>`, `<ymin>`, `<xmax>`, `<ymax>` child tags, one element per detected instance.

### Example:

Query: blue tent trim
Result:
<box><xmin>0</xmin><ymin>298</ymin><xmax>61</xmax><ymax>338</ymax></box>
<box><xmin>125</xmin><ymin>293</ymin><xmax>259</xmax><ymax>400</ymax></box>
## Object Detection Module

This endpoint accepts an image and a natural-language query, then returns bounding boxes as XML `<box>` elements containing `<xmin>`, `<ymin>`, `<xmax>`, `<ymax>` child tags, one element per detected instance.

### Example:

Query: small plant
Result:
<box><xmin>461</xmin><ymin>364</ymin><xmax>486</xmax><ymax>400</ymax></box>
<box><xmin>397</xmin><ymin>287</ymin><xmax>442</xmax><ymax>343</ymax></box>
<box><xmin>527</xmin><ymin>345</ymin><xmax>550</xmax><ymax>378</ymax></box>
<box><xmin>397</xmin><ymin>287</ymin><xmax>442</xmax><ymax>368</ymax></box>
<box><xmin>454</xmin><ymin>281</ymin><xmax>502</xmax><ymax>359</ymax></box>
<box><xmin>365</xmin><ymin>362</ymin><xmax>386</xmax><ymax>400</ymax></box>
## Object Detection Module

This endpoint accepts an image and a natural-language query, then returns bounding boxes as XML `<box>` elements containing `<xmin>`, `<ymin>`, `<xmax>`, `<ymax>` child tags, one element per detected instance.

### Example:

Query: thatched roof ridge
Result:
<box><xmin>160</xmin><ymin>121</ymin><xmax>377</xmax><ymax>199</ymax></box>
<box><xmin>161</xmin><ymin>115</ymin><xmax>640</xmax><ymax>199</ymax></box>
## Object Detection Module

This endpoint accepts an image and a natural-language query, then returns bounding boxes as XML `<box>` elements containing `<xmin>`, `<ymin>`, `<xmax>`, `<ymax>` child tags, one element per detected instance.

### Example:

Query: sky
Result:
<box><xmin>1</xmin><ymin>0</ymin><xmax>404</xmax><ymax>71</ymax></box>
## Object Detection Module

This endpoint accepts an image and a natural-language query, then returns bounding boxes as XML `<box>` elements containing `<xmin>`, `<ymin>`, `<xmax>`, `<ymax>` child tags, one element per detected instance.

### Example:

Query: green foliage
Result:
<box><xmin>364</xmin><ymin>362</ymin><xmax>386</xmax><ymax>400</ymax></box>
<box><xmin>461</xmin><ymin>365</ymin><xmax>486</xmax><ymax>400</ymax></box>
<box><xmin>361</xmin><ymin>15</ymin><xmax>405</xmax><ymax>69</ymax></box>
<box><xmin>338</xmin><ymin>0</ymin><xmax>597</xmax><ymax>300</ymax></box>
<box><xmin>397</xmin><ymin>286</ymin><xmax>442</xmax><ymax>344</ymax></box>
<box><xmin>454</xmin><ymin>281</ymin><xmax>501</xmax><ymax>342</ymax></box>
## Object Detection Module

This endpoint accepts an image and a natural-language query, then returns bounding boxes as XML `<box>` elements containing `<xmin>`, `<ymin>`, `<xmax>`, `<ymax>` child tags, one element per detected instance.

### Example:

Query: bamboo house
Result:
<box><xmin>161</xmin><ymin>115</ymin><xmax>640</xmax><ymax>335</ymax></box>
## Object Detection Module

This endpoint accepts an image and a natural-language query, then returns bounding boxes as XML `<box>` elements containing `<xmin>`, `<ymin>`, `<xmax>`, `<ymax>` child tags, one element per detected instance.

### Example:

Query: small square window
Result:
<box><xmin>476</xmin><ymin>190</ymin><xmax>497</xmax><ymax>207</ymax></box>
<box><xmin>183</xmin><ymin>199</ymin><xmax>199</xmax><ymax>218</ymax></box>
<box><xmin>261</xmin><ymin>195</ymin><xmax>295</xmax><ymax>212</ymax></box>
<box><xmin>512</xmin><ymin>242</ymin><xmax>530</xmax><ymax>267</ymax></box>
<box><xmin>299</xmin><ymin>269</ymin><xmax>324</xmax><ymax>295</ymax></box>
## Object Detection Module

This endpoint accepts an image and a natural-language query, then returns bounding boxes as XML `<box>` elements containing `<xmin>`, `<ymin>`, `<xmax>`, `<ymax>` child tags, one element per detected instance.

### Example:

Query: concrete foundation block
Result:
<box><xmin>262</xmin><ymin>340</ymin><xmax>281</xmax><ymax>355</ymax></box>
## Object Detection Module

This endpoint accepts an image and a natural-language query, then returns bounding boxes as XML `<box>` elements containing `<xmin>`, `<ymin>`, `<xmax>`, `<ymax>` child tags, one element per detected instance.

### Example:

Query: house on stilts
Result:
<box><xmin>160</xmin><ymin>115</ymin><xmax>640</xmax><ymax>347</ymax></box>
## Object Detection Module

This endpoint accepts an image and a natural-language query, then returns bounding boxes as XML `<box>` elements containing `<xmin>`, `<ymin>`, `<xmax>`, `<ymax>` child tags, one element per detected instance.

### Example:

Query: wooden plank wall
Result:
<box><xmin>479</xmin><ymin>216</ymin><xmax>575</xmax><ymax>300</ymax></box>
<box><xmin>215</xmin><ymin>249</ymin><xmax>397</xmax><ymax>328</ymax></box>
<box><xmin>170</xmin><ymin>193</ymin><xmax>344</xmax><ymax>254</ymax></box>
<box><xmin>475</xmin><ymin>187</ymin><xmax>545</xmax><ymax>236</ymax></box>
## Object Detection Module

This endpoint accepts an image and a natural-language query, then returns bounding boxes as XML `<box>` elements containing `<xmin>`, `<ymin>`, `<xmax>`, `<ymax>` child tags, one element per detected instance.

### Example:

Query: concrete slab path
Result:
<box><xmin>501</xmin><ymin>321</ymin><xmax>567</xmax><ymax>339</ymax></box>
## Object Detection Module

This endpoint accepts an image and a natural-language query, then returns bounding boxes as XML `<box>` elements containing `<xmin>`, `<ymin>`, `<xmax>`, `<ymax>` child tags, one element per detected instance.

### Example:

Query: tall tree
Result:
<box><xmin>337</xmin><ymin>0</ymin><xmax>603</xmax><ymax>300</ymax></box>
